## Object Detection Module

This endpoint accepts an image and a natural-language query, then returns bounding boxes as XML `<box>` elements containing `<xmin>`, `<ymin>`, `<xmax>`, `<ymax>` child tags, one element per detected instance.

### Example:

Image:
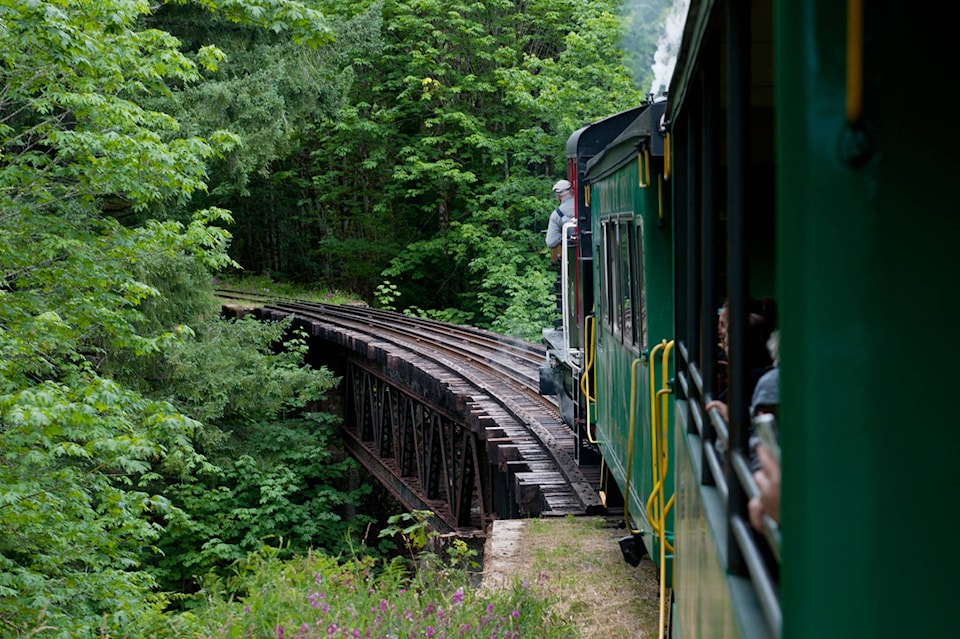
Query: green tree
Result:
<box><xmin>139</xmin><ymin>0</ymin><xmax>659</xmax><ymax>339</ymax></box>
<box><xmin>0</xmin><ymin>1</ymin><xmax>332</xmax><ymax>635</ymax></box>
<box><xmin>368</xmin><ymin>0</ymin><xmax>645</xmax><ymax>334</ymax></box>
<box><xmin>144</xmin><ymin>2</ymin><xmax>385</xmax><ymax>283</ymax></box>
<box><xmin>174</xmin><ymin>0</ymin><xmax>645</xmax><ymax>337</ymax></box>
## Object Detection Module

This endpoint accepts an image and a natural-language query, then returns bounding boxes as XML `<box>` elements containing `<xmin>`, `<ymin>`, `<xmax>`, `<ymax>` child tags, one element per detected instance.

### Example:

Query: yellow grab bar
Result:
<box><xmin>646</xmin><ymin>341</ymin><xmax>664</xmax><ymax>535</ymax></box>
<box><xmin>655</xmin><ymin>340</ymin><xmax>675</xmax><ymax>639</ymax></box>
<box><xmin>580</xmin><ymin>315</ymin><xmax>598</xmax><ymax>444</ymax></box>
<box><xmin>645</xmin><ymin>149</ymin><xmax>651</xmax><ymax>187</ymax></box>
<box><xmin>659</xmin><ymin>340</ymin><xmax>673</xmax><ymax>465</ymax></box>
<box><xmin>645</xmin><ymin>341</ymin><xmax>674</xmax><ymax>539</ymax></box>
<box><xmin>658</xmin><ymin>174</ymin><xmax>664</xmax><ymax>221</ymax></box>
<box><xmin>624</xmin><ymin>348</ymin><xmax>656</xmax><ymax>534</ymax></box>
<box><xmin>846</xmin><ymin>0</ymin><xmax>863</xmax><ymax>124</ymax></box>
<box><xmin>658</xmin><ymin>341</ymin><xmax>674</xmax><ymax>551</ymax></box>
<box><xmin>638</xmin><ymin>150</ymin><xmax>648</xmax><ymax>188</ymax></box>
<box><xmin>664</xmin><ymin>132</ymin><xmax>671</xmax><ymax>181</ymax></box>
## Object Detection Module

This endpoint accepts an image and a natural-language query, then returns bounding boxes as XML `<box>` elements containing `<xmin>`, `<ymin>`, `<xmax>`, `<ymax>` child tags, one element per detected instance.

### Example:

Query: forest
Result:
<box><xmin>0</xmin><ymin>0</ymin><xmax>672</xmax><ymax>636</ymax></box>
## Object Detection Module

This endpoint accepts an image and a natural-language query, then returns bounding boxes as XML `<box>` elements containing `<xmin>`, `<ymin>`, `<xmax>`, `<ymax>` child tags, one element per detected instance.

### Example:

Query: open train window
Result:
<box><xmin>600</xmin><ymin>220</ymin><xmax>615</xmax><ymax>334</ymax></box>
<box><xmin>599</xmin><ymin>216</ymin><xmax>647</xmax><ymax>350</ymax></box>
<box><xmin>618</xmin><ymin>220</ymin><xmax>631</xmax><ymax>346</ymax></box>
<box><xmin>633</xmin><ymin>217</ymin><xmax>647</xmax><ymax>352</ymax></box>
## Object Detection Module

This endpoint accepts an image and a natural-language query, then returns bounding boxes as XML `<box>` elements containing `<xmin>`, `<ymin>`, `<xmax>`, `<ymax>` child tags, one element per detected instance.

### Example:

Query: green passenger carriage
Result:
<box><xmin>541</xmin><ymin>0</ymin><xmax>960</xmax><ymax>637</ymax></box>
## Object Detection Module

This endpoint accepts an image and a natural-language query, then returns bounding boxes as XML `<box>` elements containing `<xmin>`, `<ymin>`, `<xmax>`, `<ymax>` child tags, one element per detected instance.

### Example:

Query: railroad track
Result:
<box><xmin>216</xmin><ymin>289</ymin><xmax>603</xmax><ymax>528</ymax></box>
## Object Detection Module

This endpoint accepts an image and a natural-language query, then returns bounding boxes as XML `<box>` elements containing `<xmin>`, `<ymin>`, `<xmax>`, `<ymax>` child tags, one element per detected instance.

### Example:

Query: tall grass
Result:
<box><xmin>214</xmin><ymin>274</ymin><xmax>361</xmax><ymax>305</ymax></box>
<box><xmin>172</xmin><ymin>544</ymin><xmax>577</xmax><ymax>639</ymax></box>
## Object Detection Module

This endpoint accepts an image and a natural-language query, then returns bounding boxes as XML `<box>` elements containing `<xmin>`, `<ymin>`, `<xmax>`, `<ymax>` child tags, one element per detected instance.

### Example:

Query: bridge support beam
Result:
<box><xmin>343</xmin><ymin>359</ymin><xmax>492</xmax><ymax>531</ymax></box>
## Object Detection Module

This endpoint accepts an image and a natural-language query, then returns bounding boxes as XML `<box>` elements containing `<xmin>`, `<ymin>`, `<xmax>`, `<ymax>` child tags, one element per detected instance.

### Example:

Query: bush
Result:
<box><xmin>175</xmin><ymin>544</ymin><xmax>578</xmax><ymax>639</ymax></box>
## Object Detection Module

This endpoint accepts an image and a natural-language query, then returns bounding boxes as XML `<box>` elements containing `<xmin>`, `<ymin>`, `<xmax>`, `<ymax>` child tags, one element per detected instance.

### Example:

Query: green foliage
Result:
<box><xmin>0</xmin><ymin>376</ymin><xmax>201</xmax><ymax>637</ymax></box>
<box><xmin>0</xmin><ymin>1</ymin><xmax>235</xmax><ymax>215</ymax></box>
<box><xmin>173</xmin><ymin>545</ymin><xmax>577</xmax><ymax>639</ymax></box>
<box><xmin>149</xmin><ymin>414</ymin><xmax>369</xmax><ymax>592</ymax></box>
<box><xmin>3</xmin><ymin>0</ymin><xmax>667</xmax><ymax>340</ymax></box>
<box><xmin>215</xmin><ymin>274</ymin><xmax>361</xmax><ymax>305</ymax></box>
<box><xmin>143</xmin><ymin>316</ymin><xmax>336</xmax><ymax>423</ymax></box>
<box><xmin>374</xmin><ymin>280</ymin><xmax>401</xmax><ymax>311</ymax></box>
<box><xmin>378</xmin><ymin>509</ymin><xmax>435</xmax><ymax>557</ymax></box>
<box><xmin>0</xmin><ymin>1</ymin><xmax>344</xmax><ymax>636</ymax></box>
<box><xmin>154</xmin><ymin>0</ymin><xmax>650</xmax><ymax>337</ymax></box>
<box><xmin>149</xmin><ymin>1</ymin><xmax>385</xmax><ymax>279</ymax></box>
<box><xmin>354</xmin><ymin>0</ymin><xmax>647</xmax><ymax>335</ymax></box>
<box><xmin>0</xmin><ymin>0</ymin><xmax>674</xmax><ymax>632</ymax></box>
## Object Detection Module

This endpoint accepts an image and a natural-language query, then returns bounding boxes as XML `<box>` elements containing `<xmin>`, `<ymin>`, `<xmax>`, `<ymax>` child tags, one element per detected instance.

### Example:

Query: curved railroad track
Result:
<box><xmin>216</xmin><ymin>289</ymin><xmax>602</xmax><ymax>530</ymax></box>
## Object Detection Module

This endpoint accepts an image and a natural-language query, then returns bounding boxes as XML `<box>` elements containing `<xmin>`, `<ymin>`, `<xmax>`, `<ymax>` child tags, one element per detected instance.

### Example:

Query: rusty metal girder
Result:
<box><xmin>343</xmin><ymin>359</ymin><xmax>491</xmax><ymax>531</ymax></box>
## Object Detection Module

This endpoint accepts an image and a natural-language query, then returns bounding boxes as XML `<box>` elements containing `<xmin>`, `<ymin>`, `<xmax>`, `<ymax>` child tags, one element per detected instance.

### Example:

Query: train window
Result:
<box><xmin>601</xmin><ymin>221</ymin><xmax>615</xmax><ymax>333</ymax></box>
<box><xmin>610</xmin><ymin>221</ymin><xmax>630</xmax><ymax>340</ymax></box>
<box><xmin>634</xmin><ymin>218</ymin><xmax>647</xmax><ymax>352</ymax></box>
<box><xmin>596</xmin><ymin>223</ymin><xmax>604</xmax><ymax>329</ymax></box>
<box><xmin>619</xmin><ymin>220</ymin><xmax>631</xmax><ymax>345</ymax></box>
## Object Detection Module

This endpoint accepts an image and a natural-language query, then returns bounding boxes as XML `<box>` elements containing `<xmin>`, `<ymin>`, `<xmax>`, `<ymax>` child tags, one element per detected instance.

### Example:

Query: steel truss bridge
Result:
<box><xmin>221</xmin><ymin>296</ymin><xmax>602</xmax><ymax>532</ymax></box>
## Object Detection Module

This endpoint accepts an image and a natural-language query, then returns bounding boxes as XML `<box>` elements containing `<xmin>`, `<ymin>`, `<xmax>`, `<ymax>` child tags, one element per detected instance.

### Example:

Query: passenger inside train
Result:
<box><xmin>707</xmin><ymin>298</ymin><xmax>778</xmax><ymax>422</ymax></box>
<box><xmin>748</xmin><ymin>329</ymin><xmax>780</xmax><ymax>532</ymax></box>
<box><xmin>707</xmin><ymin>300</ymin><xmax>781</xmax><ymax>535</ymax></box>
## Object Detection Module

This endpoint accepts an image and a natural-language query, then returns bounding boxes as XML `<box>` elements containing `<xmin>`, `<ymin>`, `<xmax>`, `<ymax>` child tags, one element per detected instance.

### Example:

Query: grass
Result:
<box><xmin>496</xmin><ymin>516</ymin><xmax>661</xmax><ymax>638</ymax></box>
<box><xmin>168</xmin><ymin>544</ymin><xmax>577</xmax><ymax>639</ymax></box>
<box><xmin>213</xmin><ymin>274</ymin><xmax>364</xmax><ymax>305</ymax></box>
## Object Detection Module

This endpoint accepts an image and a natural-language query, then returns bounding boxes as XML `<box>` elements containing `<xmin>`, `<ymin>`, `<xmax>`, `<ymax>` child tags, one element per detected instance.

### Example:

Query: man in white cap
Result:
<box><xmin>545</xmin><ymin>179</ymin><xmax>575</xmax><ymax>258</ymax></box>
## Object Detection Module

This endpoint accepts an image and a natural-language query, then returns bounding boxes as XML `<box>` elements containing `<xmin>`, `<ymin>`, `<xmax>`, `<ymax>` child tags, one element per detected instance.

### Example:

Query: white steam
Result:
<box><xmin>649</xmin><ymin>0</ymin><xmax>690</xmax><ymax>98</ymax></box>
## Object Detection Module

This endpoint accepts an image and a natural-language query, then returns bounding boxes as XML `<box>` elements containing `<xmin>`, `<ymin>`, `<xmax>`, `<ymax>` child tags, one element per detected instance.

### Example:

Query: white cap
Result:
<box><xmin>552</xmin><ymin>179</ymin><xmax>572</xmax><ymax>194</ymax></box>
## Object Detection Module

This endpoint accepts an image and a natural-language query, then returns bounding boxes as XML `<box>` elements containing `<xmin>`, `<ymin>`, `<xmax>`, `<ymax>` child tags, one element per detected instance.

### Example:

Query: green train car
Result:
<box><xmin>540</xmin><ymin>0</ymin><xmax>960</xmax><ymax>637</ymax></box>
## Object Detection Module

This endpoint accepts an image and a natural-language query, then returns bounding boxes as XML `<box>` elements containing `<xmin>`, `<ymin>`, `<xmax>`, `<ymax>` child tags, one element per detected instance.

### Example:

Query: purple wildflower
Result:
<box><xmin>452</xmin><ymin>587</ymin><xmax>465</xmax><ymax>604</ymax></box>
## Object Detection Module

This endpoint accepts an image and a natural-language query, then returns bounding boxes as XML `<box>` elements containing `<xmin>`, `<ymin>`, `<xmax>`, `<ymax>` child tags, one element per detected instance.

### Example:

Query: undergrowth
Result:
<box><xmin>214</xmin><ymin>274</ymin><xmax>361</xmax><ymax>305</ymax></box>
<box><xmin>168</xmin><ymin>513</ymin><xmax>578</xmax><ymax>639</ymax></box>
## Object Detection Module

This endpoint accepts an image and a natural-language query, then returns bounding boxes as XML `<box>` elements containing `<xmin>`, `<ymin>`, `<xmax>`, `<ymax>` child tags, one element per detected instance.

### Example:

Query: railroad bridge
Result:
<box><xmin>222</xmin><ymin>296</ymin><xmax>603</xmax><ymax>532</ymax></box>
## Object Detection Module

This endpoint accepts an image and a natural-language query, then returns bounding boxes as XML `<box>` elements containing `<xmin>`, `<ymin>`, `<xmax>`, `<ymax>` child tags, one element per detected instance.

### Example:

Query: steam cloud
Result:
<box><xmin>649</xmin><ymin>0</ymin><xmax>690</xmax><ymax>97</ymax></box>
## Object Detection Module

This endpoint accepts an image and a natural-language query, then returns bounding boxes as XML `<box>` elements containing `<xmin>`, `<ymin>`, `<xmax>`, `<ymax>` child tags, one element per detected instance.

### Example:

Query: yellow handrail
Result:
<box><xmin>664</xmin><ymin>132</ymin><xmax>672</xmax><ymax>181</ymax></box>
<box><xmin>645</xmin><ymin>340</ymin><xmax>675</xmax><ymax>551</ymax></box>
<box><xmin>624</xmin><ymin>347</ymin><xmax>656</xmax><ymax>534</ymax></box>
<box><xmin>655</xmin><ymin>388</ymin><xmax>674</xmax><ymax>551</ymax></box>
<box><xmin>638</xmin><ymin>150</ymin><xmax>648</xmax><ymax>188</ymax></box>
<box><xmin>646</xmin><ymin>340</ymin><xmax>664</xmax><ymax>535</ymax></box>
<box><xmin>658</xmin><ymin>174</ymin><xmax>664</xmax><ymax>221</ymax></box>
<box><xmin>658</xmin><ymin>340</ymin><xmax>674</xmax><ymax>552</ymax></box>
<box><xmin>846</xmin><ymin>0</ymin><xmax>864</xmax><ymax>124</ymax></box>
<box><xmin>580</xmin><ymin>315</ymin><xmax>598</xmax><ymax>444</ymax></box>
<box><xmin>659</xmin><ymin>341</ymin><xmax>673</xmax><ymax>464</ymax></box>
<box><xmin>645</xmin><ymin>149</ymin><xmax>651</xmax><ymax>188</ymax></box>
<box><xmin>655</xmin><ymin>340</ymin><xmax>675</xmax><ymax>639</ymax></box>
